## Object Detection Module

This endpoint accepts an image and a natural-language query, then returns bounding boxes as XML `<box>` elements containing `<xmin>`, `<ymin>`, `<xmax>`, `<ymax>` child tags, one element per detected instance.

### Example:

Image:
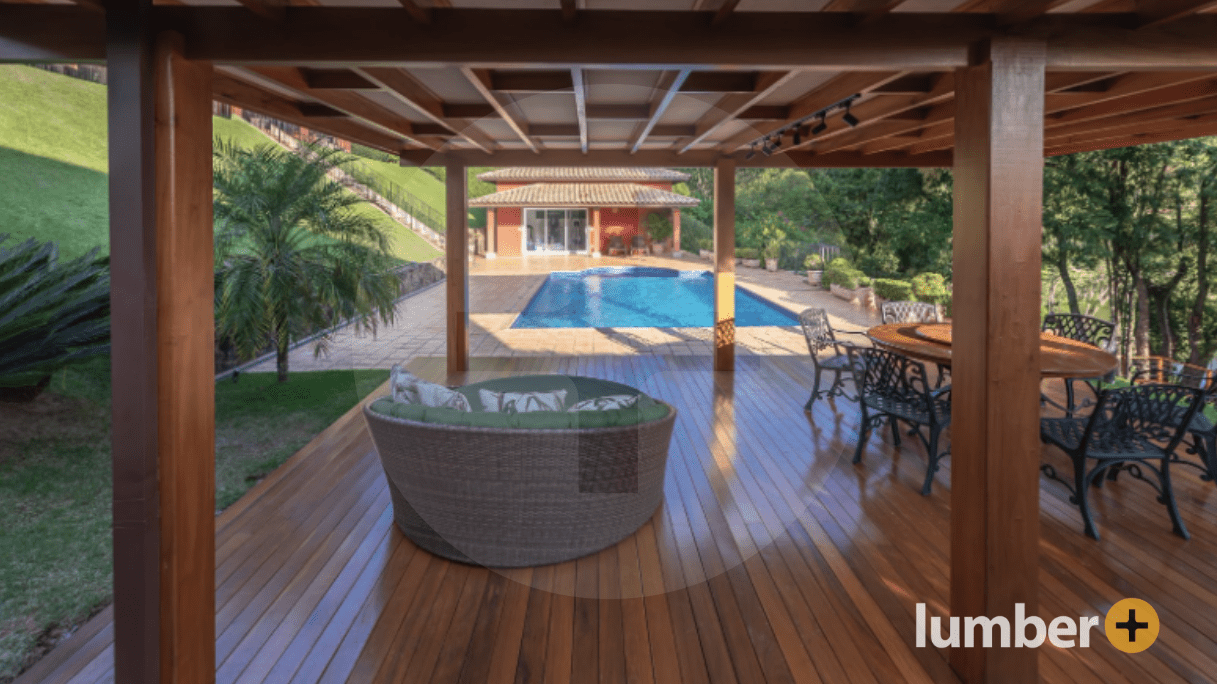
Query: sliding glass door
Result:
<box><xmin>524</xmin><ymin>209</ymin><xmax>588</xmax><ymax>254</ymax></box>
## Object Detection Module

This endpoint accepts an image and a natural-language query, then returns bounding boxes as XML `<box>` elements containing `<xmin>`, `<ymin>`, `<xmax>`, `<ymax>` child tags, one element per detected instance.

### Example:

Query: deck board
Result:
<box><xmin>15</xmin><ymin>354</ymin><xmax>1217</xmax><ymax>684</ymax></box>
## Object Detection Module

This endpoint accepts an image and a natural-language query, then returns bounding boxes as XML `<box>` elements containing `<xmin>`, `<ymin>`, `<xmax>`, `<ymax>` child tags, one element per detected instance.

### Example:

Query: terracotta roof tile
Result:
<box><xmin>469</xmin><ymin>182</ymin><xmax>700</xmax><ymax>208</ymax></box>
<box><xmin>475</xmin><ymin>167</ymin><xmax>691</xmax><ymax>183</ymax></box>
<box><xmin>467</xmin><ymin>181</ymin><xmax>700</xmax><ymax>208</ymax></box>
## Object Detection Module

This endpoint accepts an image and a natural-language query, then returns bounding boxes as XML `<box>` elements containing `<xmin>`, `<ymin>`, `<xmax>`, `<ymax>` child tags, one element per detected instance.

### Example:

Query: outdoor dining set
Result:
<box><xmin>801</xmin><ymin>302</ymin><xmax>1217</xmax><ymax>541</ymax></box>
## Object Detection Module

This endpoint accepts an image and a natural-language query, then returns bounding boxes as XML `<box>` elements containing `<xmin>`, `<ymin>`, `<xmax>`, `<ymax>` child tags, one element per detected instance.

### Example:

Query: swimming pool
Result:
<box><xmin>512</xmin><ymin>267</ymin><xmax>800</xmax><ymax>329</ymax></box>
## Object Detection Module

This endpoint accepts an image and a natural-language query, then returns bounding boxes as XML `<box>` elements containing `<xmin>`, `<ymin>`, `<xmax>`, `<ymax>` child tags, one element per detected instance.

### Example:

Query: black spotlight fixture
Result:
<box><xmin>842</xmin><ymin>104</ymin><xmax>859</xmax><ymax>128</ymax></box>
<box><xmin>746</xmin><ymin>144</ymin><xmax>756</xmax><ymax>160</ymax></box>
<box><xmin>762</xmin><ymin>139</ymin><xmax>773</xmax><ymax>156</ymax></box>
<box><xmin>792</xmin><ymin>127</ymin><xmax>802</xmax><ymax>146</ymax></box>
<box><xmin>771</xmin><ymin>133</ymin><xmax>782</xmax><ymax>150</ymax></box>
<box><xmin>811</xmin><ymin>114</ymin><xmax>827</xmax><ymax>135</ymax></box>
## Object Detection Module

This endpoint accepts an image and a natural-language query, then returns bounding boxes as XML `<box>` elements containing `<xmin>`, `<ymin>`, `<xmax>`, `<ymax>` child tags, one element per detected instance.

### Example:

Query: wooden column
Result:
<box><xmin>592</xmin><ymin>207</ymin><xmax>602</xmax><ymax>257</ymax></box>
<box><xmin>108</xmin><ymin>5</ymin><xmax>216</xmax><ymax>682</ymax></box>
<box><xmin>485</xmin><ymin>207</ymin><xmax>497</xmax><ymax>258</ymax></box>
<box><xmin>713</xmin><ymin>159</ymin><xmax>735</xmax><ymax>372</ymax></box>
<box><xmin>446</xmin><ymin>164</ymin><xmax>469</xmax><ymax>374</ymax></box>
<box><xmin>950</xmin><ymin>38</ymin><xmax>1044</xmax><ymax>684</ymax></box>
<box><xmin>672</xmin><ymin>208</ymin><xmax>682</xmax><ymax>255</ymax></box>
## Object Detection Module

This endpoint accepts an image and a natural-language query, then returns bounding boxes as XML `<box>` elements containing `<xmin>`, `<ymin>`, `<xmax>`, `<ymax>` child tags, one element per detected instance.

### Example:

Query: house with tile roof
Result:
<box><xmin>470</xmin><ymin>167</ymin><xmax>699</xmax><ymax>257</ymax></box>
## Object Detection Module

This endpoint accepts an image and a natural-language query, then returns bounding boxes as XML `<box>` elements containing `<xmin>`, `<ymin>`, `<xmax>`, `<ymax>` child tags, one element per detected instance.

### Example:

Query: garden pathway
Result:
<box><xmin>243</xmin><ymin>254</ymin><xmax>880</xmax><ymax>373</ymax></box>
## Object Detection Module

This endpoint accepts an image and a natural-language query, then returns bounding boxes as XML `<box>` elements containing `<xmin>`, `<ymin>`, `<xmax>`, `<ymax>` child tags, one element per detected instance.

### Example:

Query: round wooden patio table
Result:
<box><xmin>866</xmin><ymin>323</ymin><xmax>1118</xmax><ymax>379</ymax></box>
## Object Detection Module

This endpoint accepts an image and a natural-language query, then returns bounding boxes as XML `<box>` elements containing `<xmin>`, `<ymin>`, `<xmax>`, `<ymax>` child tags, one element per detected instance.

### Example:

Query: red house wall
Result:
<box><xmin>486</xmin><ymin>180</ymin><xmax>680</xmax><ymax>255</ymax></box>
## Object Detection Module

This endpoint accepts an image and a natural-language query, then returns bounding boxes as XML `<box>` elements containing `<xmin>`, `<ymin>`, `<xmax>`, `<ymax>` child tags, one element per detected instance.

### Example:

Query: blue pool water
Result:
<box><xmin>512</xmin><ymin>267</ymin><xmax>799</xmax><ymax>329</ymax></box>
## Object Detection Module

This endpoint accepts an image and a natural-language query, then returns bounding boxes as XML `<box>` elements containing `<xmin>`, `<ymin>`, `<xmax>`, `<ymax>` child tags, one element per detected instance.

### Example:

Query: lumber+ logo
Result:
<box><xmin>915</xmin><ymin>600</ymin><xmax>1160</xmax><ymax>652</ymax></box>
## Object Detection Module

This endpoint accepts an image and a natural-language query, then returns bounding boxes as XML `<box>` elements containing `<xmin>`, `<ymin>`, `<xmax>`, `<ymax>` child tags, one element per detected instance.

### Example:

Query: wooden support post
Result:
<box><xmin>592</xmin><ymin>207</ymin><xmax>601</xmax><ymax>257</ymax></box>
<box><xmin>672</xmin><ymin>208</ymin><xmax>682</xmax><ymax>255</ymax></box>
<box><xmin>950</xmin><ymin>37</ymin><xmax>1044</xmax><ymax>684</ymax></box>
<box><xmin>154</xmin><ymin>33</ymin><xmax>215</xmax><ymax>684</ymax></box>
<box><xmin>713</xmin><ymin>158</ymin><xmax>735</xmax><ymax>372</ymax></box>
<box><xmin>108</xmin><ymin>4</ymin><xmax>216</xmax><ymax>681</ymax></box>
<box><xmin>485</xmin><ymin>207</ymin><xmax>497</xmax><ymax>258</ymax></box>
<box><xmin>446</xmin><ymin>164</ymin><xmax>469</xmax><ymax>375</ymax></box>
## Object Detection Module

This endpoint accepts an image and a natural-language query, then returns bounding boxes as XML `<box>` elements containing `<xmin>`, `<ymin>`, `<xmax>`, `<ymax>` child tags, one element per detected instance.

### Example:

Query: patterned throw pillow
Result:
<box><xmin>478</xmin><ymin>388</ymin><xmax>568</xmax><ymax>414</ymax></box>
<box><xmin>566</xmin><ymin>394</ymin><xmax>639</xmax><ymax>412</ymax></box>
<box><xmin>389</xmin><ymin>364</ymin><xmax>472</xmax><ymax>411</ymax></box>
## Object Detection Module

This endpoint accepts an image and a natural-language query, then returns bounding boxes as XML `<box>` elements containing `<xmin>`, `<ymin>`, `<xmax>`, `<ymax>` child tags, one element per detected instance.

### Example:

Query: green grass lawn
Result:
<box><xmin>0</xmin><ymin>358</ymin><xmax>389</xmax><ymax>681</ymax></box>
<box><xmin>0</xmin><ymin>65</ymin><xmax>440</xmax><ymax>263</ymax></box>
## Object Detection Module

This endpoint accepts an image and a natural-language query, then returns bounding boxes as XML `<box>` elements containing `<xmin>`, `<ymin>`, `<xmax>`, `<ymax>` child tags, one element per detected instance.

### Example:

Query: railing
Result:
<box><xmin>237</xmin><ymin>111</ymin><xmax>447</xmax><ymax>238</ymax></box>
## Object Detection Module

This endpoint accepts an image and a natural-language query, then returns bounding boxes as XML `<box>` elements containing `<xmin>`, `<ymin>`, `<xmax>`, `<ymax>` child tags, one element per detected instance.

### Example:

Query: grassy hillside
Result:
<box><xmin>0</xmin><ymin>65</ymin><xmax>440</xmax><ymax>262</ymax></box>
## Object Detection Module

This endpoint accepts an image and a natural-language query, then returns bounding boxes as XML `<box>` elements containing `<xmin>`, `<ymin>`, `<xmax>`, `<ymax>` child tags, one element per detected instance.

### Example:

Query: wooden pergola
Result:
<box><xmin>4</xmin><ymin>2</ymin><xmax>1217</xmax><ymax>683</ymax></box>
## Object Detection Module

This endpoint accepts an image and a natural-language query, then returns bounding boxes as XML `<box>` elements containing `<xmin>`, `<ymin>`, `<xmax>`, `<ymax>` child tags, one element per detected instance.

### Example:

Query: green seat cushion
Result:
<box><xmin>369</xmin><ymin>374</ymin><xmax>671</xmax><ymax>429</ymax></box>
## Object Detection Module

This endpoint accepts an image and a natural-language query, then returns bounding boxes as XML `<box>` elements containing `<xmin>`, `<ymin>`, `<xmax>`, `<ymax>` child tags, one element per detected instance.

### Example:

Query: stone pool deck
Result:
<box><xmin>242</xmin><ymin>253</ymin><xmax>879</xmax><ymax>373</ymax></box>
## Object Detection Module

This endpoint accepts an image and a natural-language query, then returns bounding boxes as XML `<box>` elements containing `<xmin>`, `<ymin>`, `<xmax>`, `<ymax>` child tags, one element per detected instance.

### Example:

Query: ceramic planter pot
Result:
<box><xmin>765</xmin><ymin>258</ymin><xmax>779</xmax><ymax>272</ymax></box>
<box><xmin>742</xmin><ymin>258</ymin><xmax>761</xmax><ymax>268</ymax></box>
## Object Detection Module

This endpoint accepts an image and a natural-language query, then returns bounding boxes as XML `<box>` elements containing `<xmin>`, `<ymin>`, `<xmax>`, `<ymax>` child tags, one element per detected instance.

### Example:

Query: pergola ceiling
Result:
<box><xmin>6</xmin><ymin>0</ymin><xmax>1217</xmax><ymax>166</ymax></box>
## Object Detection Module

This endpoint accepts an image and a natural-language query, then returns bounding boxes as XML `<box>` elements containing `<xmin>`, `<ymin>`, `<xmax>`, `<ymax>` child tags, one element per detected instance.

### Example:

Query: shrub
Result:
<box><xmin>644</xmin><ymin>211</ymin><xmax>674</xmax><ymax>243</ymax></box>
<box><xmin>825</xmin><ymin>258</ymin><xmax>867</xmax><ymax>289</ymax></box>
<box><xmin>696</xmin><ymin>237</ymin><xmax>713</xmax><ymax>252</ymax></box>
<box><xmin>912</xmin><ymin>272</ymin><xmax>950</xmax><ymax>304</ymax></box>
<box><xmin>872</xmin><ymin>278</ymin><xmax>914</xmax><ymax>302</ymax></box>
<box><xmin>804</xmin><ymin>253</ymin><xmax>823</xmax><ymax>271</ymax></box>
<box><xmin>762</xmin><ymin>240</ymin><xmax>783</xmax><ymax>260</ymax></box>
<box><xmin>0</xmin><ymin>236</ymin><xmax>110</xmax><ymax>392</ymax></box>
<box><xmin>737</xmin><ymin>248</ymin><xmax>760</xmax><ymax>260</ymax></box>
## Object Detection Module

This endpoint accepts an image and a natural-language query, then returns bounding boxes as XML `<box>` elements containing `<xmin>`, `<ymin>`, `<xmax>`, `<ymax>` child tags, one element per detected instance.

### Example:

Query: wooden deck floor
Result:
<box><xmin>17</xmin><ymin>355</ymin><xmax>1217</xmax><ymax>684</ymax></box>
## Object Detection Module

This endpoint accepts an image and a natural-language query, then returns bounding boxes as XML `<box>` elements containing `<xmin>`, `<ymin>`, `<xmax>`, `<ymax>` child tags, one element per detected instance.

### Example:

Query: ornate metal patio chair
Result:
<box><xmin>1130</xmin><ymin>358</ymin><xmax>1217</xmax><ymax>483</ymax></box>
<box><xmin>1040</xmin><ymin>383</ymin><xmax>1204</xmax><ymax>540</ymax></box>
<box><xmin>1041</xmin><ymin>313</ymin><xmax>1116</xmax><ymax>416</ymax></box>
<box><xmin>799</xmin><ymin>308</ymin><xmax>870</xmax><ymax>411</ymax></box>
<box><xmin>846</xmin><ymin>346</ymin><xmax>952</xmax><ymax>495</ymax></box>
<box><xmin>880</xmin><ymin>300</ymin><xmax>949</xmax><ymax>388</ymax></box>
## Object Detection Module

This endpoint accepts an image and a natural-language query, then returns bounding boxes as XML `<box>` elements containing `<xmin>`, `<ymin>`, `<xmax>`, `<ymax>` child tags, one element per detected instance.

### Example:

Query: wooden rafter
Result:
<box><xmin>234</xmin><ymin>0</ymin><xmax>285</xmax><ymax>22</ymax></box>
<box><xmin>245</xmin><ymin>66</ymin><xmax>438</xmax><ymax>150</ymax></box>
<box><xmin>1046</xmin><ymin>116</ymin><xmax>1217</xmax><ymax>156</ymax></box>
<box><xmin>560</xmin><ymin>0</ymin><xmax>576</xmax><ymax>23</ymax></box>
<box><xmin>712</xmin><ymin>0</ymin><xmax>741</xmax><ymax>24</ymax></box>
<box><xmin>586</xmin><ymin>104</ymin><xmax>650</xmax><ymax>119</ymax></box>
<box><xmin>1133</xmin><ymin>0</ymin><xmax>1217</xmax><ymax>28</ymax></box>
<box><xmin>572</xmin><ymin>66</ymin><xmax>588</xmax><ymax>154</ymax></box>
<box><xmin>396</xmin><ymin>0</ymin><xmax>432</xmax><ymax>24</ymax></box>
<box><xmin>953</xmin><ymin>0</ymin><xmax>1074</xmax><ymax>25</ymax></box>
<box><xmin>820</xmin><ymin>0</ymin><xmax>907</xmax><ymax>24</ymax></box>
<box><xmin>212</xmin><ymin>72</ymin><xmax>407</xmax><ymax>155</ymax></box>
<box><xmin>678</xmin><ymin>70</ymin><xmax>799</xmax><ymax>154</ymax></box>
<box><xmin>630</xmin><ymin>69</ymin><xmax>690</xmax><ymax>154</ymax></box>
<box><xmin>461</xmin><ymin>66</ymin><xmax>538</xmax><ymax>153</ymax></box>
<box><xmin>356</xmin><ymin>66</ymin><xmax>495</xmax><ymax>153</ymax></box>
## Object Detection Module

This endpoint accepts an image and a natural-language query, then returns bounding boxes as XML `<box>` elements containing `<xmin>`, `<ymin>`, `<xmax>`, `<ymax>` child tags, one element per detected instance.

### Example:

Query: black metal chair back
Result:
<box><xmin>1129</xmin><ymin>360</ymin><xmax>1217</xmax><ymax>481</ymax></box>
<box><xmin>846</xmin><ymin>346</ymin><xmax>951</xmax><ymax>495</ymax></box>
<box><xmin>880</xmin><ymin>301</ymin><xmax>940</xmax><ymax>325</ymax></box>
<box><xmin>1041</xmin><ymin>383</ymin><xmax>1204</xmax><ymax>539</ymax></box>
<box><xmin>798</xmin><ymin>308</ymin><xmax>867</xmax><ymax>410</ymax></box>
<box><xmin>1042</xmin><ymin>313</ymin><xmax>1115</xmax><ymax>351</ymax></box>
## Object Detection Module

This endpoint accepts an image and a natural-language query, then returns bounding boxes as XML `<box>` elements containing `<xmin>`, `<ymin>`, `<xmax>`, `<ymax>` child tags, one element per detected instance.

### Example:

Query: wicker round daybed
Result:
<box><xmin>364</xmin><ymin>375</ymin><xmax>677</xmax><ymax>568</ymax></box>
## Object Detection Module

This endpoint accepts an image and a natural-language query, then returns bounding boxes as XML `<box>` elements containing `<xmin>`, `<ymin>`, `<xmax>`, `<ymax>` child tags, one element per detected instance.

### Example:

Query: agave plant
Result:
<box><xmin>0</xmin><ymin>235</ymin><xmax>110</xmax><ymax>394</ymax></box>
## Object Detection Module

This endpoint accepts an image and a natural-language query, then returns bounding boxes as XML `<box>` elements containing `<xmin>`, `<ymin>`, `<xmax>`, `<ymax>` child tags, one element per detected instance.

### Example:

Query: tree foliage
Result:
<box><xmin>212</xmin><ymin>141</ymin><xmax>401</xmax><ymax>383</ymax></box>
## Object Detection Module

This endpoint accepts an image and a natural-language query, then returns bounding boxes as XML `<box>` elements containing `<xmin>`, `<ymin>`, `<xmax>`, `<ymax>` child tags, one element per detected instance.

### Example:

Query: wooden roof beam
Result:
<box><xmin>489</xmin><ymin>70</ymin><xmax>573</xmax><ymax>92</ymax></box>
<box><xmin>680</xmin><ymin>71</ymin><xmax>760</xmax><ymax>93</ymax></box>
<box><xmin>234</xmin><ymin>0</ymin><xmax>285</xmax><ymax>22</ymax></box>
<box><xmin>572</xmin><ymin>66</ymin><xmax>588</xmax><ymax>153</ymax></box>
<box><xmin>820</xmin><ymin>0</ymin><xmax>909</xmax><ymax>25</ymax></box>
<box><xmin>1046</xmin><ymin>115</ymin><xmax>1217</xmax><ymax>156</ymax></box>
<box><xmin>245</xmin><ymin>66</ymin><xmax>439</xmax><ymax>150</ymax></box>
<box><xmin>586</xmin><ymin>104</ymin><xmax>650</xmax><ymax>119</ymax></box>
<box><xmin>1132</xmin><ymin>0</ymin><xmax>1217</xmax><ymax>29</ymax></box>
<box><xmin>356</xmin><ymin>66</ymin><xmax>495</xmax><ymax>153</ymax></box>
<box><xmin>442</xmin><ymin>103</ymin><xmax>496</xmax><ymax>119</ymax></box>
<box><xmin>212</xmin><ymin>73</ymin><xmax>410</xmax><ymax>156</ymax></box>
<box><xmin>301</xmin><ymin>68</ymin><xmax>379</xmax><ymax>90</ymax></box>
<box><xmin>461</xmin><ymin>66</ymin><xmax>538</xmax><ymax>153</ymax></box>
<box><xmin>560</xmin><ymin>0</ymin><xmax>577</xmax><ymax>23</ymax></box>
<box><xmin>396</xmin><ymin>0</ymin><xmax>432</xmax><ymax>24</ymax></box>
<box><xmin>631</xmin><ymin>69</ymin><xmax>691</xmax><ymax>154</ymax></box>
<box><xmin>678</xmin><ymin>70</ymin><xmax>799</xmax><ymax>154</ymax></box>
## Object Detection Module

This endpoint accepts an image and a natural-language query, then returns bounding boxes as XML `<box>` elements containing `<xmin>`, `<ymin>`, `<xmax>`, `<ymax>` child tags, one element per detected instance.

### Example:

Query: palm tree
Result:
<box><xmin>212</xmin><ymin>141</ymin><xmax>400</xmax><ymax>382</ymax></box>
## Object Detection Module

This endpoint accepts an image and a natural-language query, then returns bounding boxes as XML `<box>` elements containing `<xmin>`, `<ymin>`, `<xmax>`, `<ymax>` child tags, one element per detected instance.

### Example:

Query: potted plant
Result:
<box><xmin>763</xmin><ymin>240</ymin><xmax>782</xmax><ymax>272</ymax></box>
<box><xmin>759</xmin><ymin>217</ymin><xmax>786</xmax><ymax>272</ymax></box>
<box><xmin>804</xmin><ymin>253</ymin><xmax>824</xmax><ymax>286</ymax></box>
<box><xmin>738</xmin><ymin>248</ymin><xmax>761</xmax><ymax>268</ymax></box>
<box><xmin>643</xmin><ymin>211</ymin><xmax>673</xmax><ymax>256</ymax></box>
